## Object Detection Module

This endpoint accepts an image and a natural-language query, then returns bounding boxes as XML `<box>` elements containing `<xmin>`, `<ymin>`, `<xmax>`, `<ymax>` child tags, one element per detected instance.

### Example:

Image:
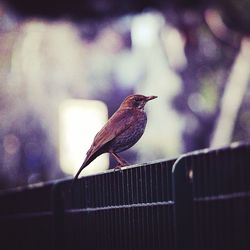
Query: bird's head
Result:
<box><xmin>121</xmin><ymin>94</ymin><xmax>157</xmax><ymax>110</ymax></box>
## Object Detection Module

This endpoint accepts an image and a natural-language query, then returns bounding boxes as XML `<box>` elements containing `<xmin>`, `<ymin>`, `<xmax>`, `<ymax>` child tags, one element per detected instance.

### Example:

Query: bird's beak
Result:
<box><xmin>146</xmin><ymin>95</ymin><xmax>158</xmax><ymax>102</ymax></box>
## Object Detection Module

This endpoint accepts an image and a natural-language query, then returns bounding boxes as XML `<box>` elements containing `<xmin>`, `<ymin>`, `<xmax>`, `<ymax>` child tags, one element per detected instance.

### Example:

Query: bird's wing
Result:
<box><xmin>86</xmin><ymin>108</ymin><xmax>136</xmax><ymax>157</ymax></box>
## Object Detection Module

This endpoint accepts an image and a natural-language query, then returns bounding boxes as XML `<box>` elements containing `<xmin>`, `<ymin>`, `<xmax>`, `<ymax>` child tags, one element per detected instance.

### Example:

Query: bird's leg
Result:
<box><xmin>111</xmin><ymin>152</ymin><xmax>129</xmax><ymax>169</ymax></box>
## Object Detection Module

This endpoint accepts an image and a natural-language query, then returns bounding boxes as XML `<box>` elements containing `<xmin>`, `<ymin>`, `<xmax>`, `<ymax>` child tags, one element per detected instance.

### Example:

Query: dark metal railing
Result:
<box><xmin>60</xmin><ymin>159</ymin><xmax>176</xmax><ymax>250</ymax></box>
<box><xmin>0</xmin><ymin>142</ymin><xmax>250</xmax><ymax>250</ymax></box>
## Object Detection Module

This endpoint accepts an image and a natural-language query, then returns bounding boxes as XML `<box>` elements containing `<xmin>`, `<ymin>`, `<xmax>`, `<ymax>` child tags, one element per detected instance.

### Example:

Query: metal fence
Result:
<box><xmin>0</xmin><ymin>142</ymin><xmax>250</xmax><ymax>250</ymax></box>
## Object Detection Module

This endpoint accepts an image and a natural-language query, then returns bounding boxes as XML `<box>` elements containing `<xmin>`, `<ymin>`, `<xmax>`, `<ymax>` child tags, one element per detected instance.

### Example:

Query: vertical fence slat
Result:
<box><xmin>1</xmin><ymin>143</ymin><xmax>250</xmax><ymax>250</ymax></box>
<box><xmin>172</xmin><ymin>155</ymin><xmax>194</xmax><ymax>250</ymax></box>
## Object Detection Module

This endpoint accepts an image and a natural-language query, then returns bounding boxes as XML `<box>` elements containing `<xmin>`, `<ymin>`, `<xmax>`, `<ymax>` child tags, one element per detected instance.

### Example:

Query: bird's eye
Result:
<box><xmin>134</xmin><ymin>99</ymin><xmax>141</xmax><ymax>107</ymax></box>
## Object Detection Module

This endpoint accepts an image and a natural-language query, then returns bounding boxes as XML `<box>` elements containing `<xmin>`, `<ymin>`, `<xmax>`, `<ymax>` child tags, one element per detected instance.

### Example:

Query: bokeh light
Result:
<box><xmin>0</xmin><ymin>1</ymin><xmax>249</xmax><ymax>189</ymax></box>
<box><xmin>59</xmin><ymin>99</ymin><xmax>108</xmax><ymax>176</ymax></box>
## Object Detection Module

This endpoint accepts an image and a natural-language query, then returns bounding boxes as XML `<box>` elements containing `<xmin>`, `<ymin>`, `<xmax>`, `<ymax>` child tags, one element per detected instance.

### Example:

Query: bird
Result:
<box><xmin>72</xmin><ymin>94</ymin><xmax>157</xmax><ymax>184</ymax></box>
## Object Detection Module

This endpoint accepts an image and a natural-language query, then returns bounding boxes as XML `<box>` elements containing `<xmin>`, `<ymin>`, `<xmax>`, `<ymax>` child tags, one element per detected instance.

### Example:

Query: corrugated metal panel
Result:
<box><xmin>61</xmin><ymin>160</ymin><xmax>176</xmax><ymax>250</ymax></box>
<box><xmin>1</xmin><ymin>143</ymin><xmax>250</xmax><ymax>250</ymax></box>
<box><xmin>173</xmin><ymin>143</ymin><xmax>250</xmax><ymax>250</ymax></box>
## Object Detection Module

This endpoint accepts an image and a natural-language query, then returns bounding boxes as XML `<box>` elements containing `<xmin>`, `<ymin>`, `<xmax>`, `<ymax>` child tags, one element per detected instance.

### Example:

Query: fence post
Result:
<box><xmin>172</xmin><ymin>155</ymin><xmax>194</xmax><ymax>250</ymax></box>
<box><xmin>52</xmin><ymin>181</ymin><xmax>65</xmax><ymax>250</ymax></box>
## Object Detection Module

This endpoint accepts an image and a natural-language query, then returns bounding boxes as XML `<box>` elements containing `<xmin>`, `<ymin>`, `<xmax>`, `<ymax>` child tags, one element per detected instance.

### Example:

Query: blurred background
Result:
<box><xmin>0</xmin><ymin>0</ymin><xmax>250</xmax><ymax>189</ymax></box>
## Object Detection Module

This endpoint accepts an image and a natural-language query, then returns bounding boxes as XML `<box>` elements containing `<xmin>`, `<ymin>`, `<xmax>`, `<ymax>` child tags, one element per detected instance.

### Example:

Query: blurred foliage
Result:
<box><xmin>0</xmin><ymin>1</ymin><xmax>250</xmax><ymax>189</ymax></box>
<box><xmin>217</xmin><ymin>0</ymin><xmax>250</xmax><ymax>35</ymax></box>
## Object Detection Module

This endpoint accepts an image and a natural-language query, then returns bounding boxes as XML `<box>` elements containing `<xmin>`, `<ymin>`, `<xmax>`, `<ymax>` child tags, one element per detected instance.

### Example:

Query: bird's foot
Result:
<box><xmin>114</xmin><ymin>165</ymin><xmax>122</xmax><ymax>172</ymax></box>
<box><xmin>120</xmin><ymin>159</ymin><xmax>129</xmax><ymax>166</ymax></box>
<box><xmin>113</xmin><ymin>161</ymin><xmax>129</xmax><ymax>172</ymax></box>
<box><xmin>111</xmin><ymin>152</ymin><xmax>129</xmax><ymax>169</ymax></box>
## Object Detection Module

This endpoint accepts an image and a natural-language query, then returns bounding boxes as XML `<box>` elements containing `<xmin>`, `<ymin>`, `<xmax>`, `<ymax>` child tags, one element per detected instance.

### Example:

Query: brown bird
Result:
<box><xmin>73</xmin><ymin>94</ymin><xmax>157</xmax><ymax>183</ymax></box>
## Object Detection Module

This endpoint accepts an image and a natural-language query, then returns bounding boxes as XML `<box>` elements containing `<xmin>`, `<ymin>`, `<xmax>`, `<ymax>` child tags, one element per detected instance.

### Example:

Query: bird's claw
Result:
<box><xmin>114</xmin><ymin>165</ymin><xmax>122</xmax><ymax>172</ymax></box>
<box><xmin>113</xmin><ymin>160</ymin><xmax>130</xmax><ymax>172</ymax></box>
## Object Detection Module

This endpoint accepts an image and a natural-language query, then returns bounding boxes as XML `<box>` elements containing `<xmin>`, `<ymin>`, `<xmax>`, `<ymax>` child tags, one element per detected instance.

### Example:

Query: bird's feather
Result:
<box><xmin>71</xmin><ymin>108</ymin><xmax>140</xmax><ymax>187</ymax></box>
<box><xmin>71</xmin><ymin>94</ymin><xmax>156</xmax><ymax>189</ymax></box>
<box><xmin>86</xmin><ymin>108</ymin><xmax>140</xmax><ymax>158</ymax></box>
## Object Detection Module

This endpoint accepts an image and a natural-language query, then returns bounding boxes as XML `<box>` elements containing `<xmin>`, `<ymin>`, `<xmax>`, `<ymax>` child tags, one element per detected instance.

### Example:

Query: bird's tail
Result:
<box><xmin>70</xmin><ymin>159</ymin><xmax>88</xmax><ymax>191</ymax></box>
<box><xmin>73</xmin><ymin>161</ymin><xmax>87</xmax><ymax>183</ymax></box>
<box><xmin>70</xmin><ymin>150</ymin><xmax>101</xmax><ymax>191</ymax></box>
<box><xmin>70</xmin><ymin>145</ymin><xmax>107</xmax><ymax>192</ymax></box>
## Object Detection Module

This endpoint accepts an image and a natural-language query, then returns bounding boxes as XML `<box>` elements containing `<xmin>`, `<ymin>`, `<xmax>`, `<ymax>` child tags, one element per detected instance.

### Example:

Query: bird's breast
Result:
<box><xmin>109</xmin><ymin>111</ymin><xmax>147</xmax><ymax>153</ymax></box>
